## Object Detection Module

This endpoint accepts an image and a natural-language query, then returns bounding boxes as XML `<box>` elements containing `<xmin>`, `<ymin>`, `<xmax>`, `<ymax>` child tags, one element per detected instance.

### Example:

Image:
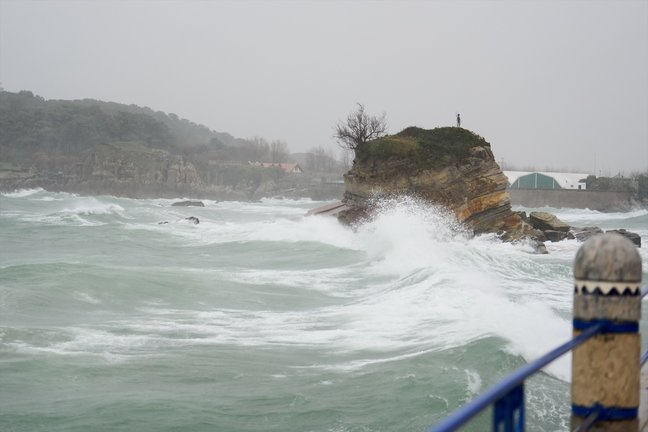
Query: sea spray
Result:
<box><xmin>1</xmin><ymin>190</ymin><xmax>647</xmax><ymax>431</ymax></box>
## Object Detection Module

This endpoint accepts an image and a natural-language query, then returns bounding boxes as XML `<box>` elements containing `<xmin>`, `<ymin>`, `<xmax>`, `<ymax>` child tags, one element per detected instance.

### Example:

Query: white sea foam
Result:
<box><xmin>59</xmin><ymin>197</ymin><xmax>125</xmax><ymax>216</ymax></box>
<box><xmin>551</xmin><ymin>207</ymin><xmax>648</xmax><ymax>222</ymax></box>
<box><xmin>19</xmin><ymin>213</ymin><xmax>103</xmax><ymax>227</ymax></box>
<box><xmin>3</xmin><ymin>194</ymin><xmax>127</xmax><ymax>225</ymax></box>
<box><xmin>464</xmin><ymin>369</ymin><xmax>482</xmax><ymax>399</ymax></box>
<box><xmin>7</xmin><ymin>327</ymin><xmax>155</xmax><ymax>363</ymax></box>
<box><xmin>46</xmin><ymin>199</ymin><xmax>570</xmax><ymax>381</ymax></box>
<box><xmin>73</xmin><ymin>292</ymin><xmax>102</xmax><ymax>305</ymax></box>
<box><xmin>9</xmin><ymin>341</ymin><xmax>128</xmax><ymax>363</ymax></box>
<box><xmin>220</xmin><ymin>268</ymin><xmax>363</xmax><ymax>296</ymax></box>
<box><xmin>32</xmin><ymin>196</ymin><xmax>64</xmax><ymax>201</ymax></box>
<box><xmin>132</xmin><ymin>209</ymin><xmax>356</xmax><ymax>249</ymax></box>
<box><xmin>238</xmin><ymin>216</ymin><xmax>355</xmax><ymax>247</ymax></box>
<box><xmin>1</xmin><ymin>187</ymin><xmax>44</xmax><ymax>198</ymax></box>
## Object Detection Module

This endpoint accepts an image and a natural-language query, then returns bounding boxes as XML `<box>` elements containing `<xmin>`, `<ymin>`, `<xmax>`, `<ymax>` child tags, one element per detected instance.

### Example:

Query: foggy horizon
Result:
<box><xmin>1</xmin><ymin>0</ymin><xmax>646</xmax><ymax>175</ymax></box>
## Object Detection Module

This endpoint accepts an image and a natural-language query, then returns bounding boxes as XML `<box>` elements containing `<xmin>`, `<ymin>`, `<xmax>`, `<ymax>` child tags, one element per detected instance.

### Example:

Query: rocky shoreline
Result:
<box><xmin>519</xmin><ymin>211</ymin><xmax>641</xmax><ymax>248</ymax></box>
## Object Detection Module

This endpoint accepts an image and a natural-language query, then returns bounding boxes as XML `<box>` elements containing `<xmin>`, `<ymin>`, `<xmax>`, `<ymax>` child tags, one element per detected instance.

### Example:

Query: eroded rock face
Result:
<box><xmin>81</xmin><ymin>143</ymin><xmax>205</xmax><ymax>197</ymax></box>
<box><xmin>338</xmin><ymin>127</ymin><xmax>540</xmax><ymax>245</ymax></box>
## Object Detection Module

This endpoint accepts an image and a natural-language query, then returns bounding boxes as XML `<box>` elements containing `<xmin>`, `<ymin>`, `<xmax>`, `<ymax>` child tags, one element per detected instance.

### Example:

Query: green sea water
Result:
<box><xmin>1</xmin><ymin>189</ymin><xmax>647</xmax><ymax>432</ymax></box>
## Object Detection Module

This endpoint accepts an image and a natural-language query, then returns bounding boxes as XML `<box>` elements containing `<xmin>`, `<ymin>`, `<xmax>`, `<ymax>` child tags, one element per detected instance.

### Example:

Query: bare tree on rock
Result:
<box><xmin>334</xmin><ymin>103</ymin><xmax>387</xmax><ymax>150</ymax></box>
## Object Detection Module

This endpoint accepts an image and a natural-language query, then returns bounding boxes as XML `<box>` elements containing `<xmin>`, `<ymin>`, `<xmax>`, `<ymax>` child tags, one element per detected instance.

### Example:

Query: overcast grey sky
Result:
<box><xmin>1</xmin><ymin>0</ymin><xmax>646</xmax><ymax>174</ymax></box>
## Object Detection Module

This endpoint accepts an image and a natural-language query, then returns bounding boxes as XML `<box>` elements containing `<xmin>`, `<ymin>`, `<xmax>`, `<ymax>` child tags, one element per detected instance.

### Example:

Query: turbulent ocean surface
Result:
<box><xmin>1</xmin><ymin>189</ymin><xmax>647</xmax><ymax>432</ymax></box>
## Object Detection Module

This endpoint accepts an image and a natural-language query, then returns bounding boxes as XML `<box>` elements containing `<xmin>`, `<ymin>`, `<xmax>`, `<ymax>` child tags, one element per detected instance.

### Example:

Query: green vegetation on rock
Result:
<box><xmin>356</xmin><ymin>126</ymin><xmax>490</xmax><ymax>168</ymax></box>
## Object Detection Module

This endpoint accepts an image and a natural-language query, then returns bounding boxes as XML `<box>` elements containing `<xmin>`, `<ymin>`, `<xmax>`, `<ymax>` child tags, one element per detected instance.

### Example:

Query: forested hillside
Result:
<box><xmin>0</xmin><ymin>90</ymin><xmax>290</xmax><ymax>165</ymax></box>
<box><xmin>0</xmin><ymin>90</ymin><xmax>343</xmax><ymax>200</ymax></box>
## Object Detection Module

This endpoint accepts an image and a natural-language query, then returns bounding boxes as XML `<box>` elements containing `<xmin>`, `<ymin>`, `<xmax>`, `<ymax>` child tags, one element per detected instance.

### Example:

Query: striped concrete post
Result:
<box><xmin>571</xmin><ymin>233</ymin><xmax>643</xmax><ymax>432</ymax></box>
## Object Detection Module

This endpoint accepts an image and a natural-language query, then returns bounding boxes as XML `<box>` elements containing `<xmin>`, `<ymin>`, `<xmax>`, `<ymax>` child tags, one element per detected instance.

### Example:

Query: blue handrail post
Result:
<box><xmin>426</xmin><ymin>234</ymin><xmax>646</xmax><ymax>432</ymax></box>
<box><xmin>571</xmin><ymin>233</ymin><xmax>643</xmax><ymax>432</ymax></box>
<box><xmin>492</xmin><ymin>383</ymin><xmax>524</xmax><ymax>432</ymax></box>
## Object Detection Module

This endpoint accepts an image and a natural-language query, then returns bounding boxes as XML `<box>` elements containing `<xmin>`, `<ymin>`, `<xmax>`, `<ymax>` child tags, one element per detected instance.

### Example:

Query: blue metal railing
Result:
<box><xmin>427</xmin><ymin>284</ymin><xmax>648</xmax><ymax>432</ymax></box>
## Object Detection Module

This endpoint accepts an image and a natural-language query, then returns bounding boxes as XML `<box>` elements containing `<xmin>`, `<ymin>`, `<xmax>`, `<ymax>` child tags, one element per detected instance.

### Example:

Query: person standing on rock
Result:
<box><xmin>456</xmin><ymin>113</ymin><xmax>461</xmax><ymax>128</ymax></box>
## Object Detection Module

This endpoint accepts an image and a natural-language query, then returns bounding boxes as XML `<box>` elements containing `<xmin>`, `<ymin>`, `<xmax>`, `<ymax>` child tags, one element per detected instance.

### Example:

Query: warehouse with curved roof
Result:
<box><xmin>504</xmin><ymin>171</ymin><xmax>589</xmax><ymax>190</ymax></box>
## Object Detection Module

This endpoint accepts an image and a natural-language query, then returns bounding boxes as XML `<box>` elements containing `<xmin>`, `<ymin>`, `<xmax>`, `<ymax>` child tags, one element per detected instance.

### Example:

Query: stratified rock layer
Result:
<box><xmin>80</xmin><ymin>142</ymin><xmax>205</xmax><ymax>197</ymax></box>
<box><xmin>529</xmin><ymin>211</ymin><xmax>571</xmax><ymax>232</ymax></box>
<box><xmin>338</xmin><ymin>127</ymin><xmax>539</xmax><ymax>243</ymax></box>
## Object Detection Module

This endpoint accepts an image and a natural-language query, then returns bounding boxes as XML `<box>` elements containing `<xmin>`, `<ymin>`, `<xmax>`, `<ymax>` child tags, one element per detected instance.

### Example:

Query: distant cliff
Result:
<box><xmin>338</xmin><ymin>127</ymin><xmax>541</xmax><ymax>244</ymax></box>
<box><xmin>0</xmin><ymin>142</ymin><xmax>202</xmax><ymax>196</ymax></box>
<box><xmin>0</xmin><ymin>141</ymin><xmax>342</xmax><ymax>200</ymax></box>
<box><xmin>74</xmin><ymin>142</ymin><xmax>205</xmax><ymax>198</ymax></box>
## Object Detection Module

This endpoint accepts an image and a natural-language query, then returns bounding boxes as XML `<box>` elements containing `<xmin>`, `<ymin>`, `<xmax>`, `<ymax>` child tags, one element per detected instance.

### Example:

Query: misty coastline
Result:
<box><xmin>2</xmin><ymin>90</ymin><xmax>646</xmax><ymax>209</ymax></box>
<box><xmin>0</xmin><ymin>90</ymin><xmax>345</xmax><ymax>202</ymax></box>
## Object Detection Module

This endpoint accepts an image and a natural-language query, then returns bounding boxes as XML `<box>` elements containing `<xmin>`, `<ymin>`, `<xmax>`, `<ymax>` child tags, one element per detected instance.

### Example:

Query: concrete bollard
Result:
<box><xmin>571</xmin><ymin>233</ymin><xmax>643</xmax><ymax>432</ymax></box>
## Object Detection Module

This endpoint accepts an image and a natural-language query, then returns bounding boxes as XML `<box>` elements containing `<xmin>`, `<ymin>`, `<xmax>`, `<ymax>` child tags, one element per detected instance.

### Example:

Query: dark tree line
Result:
<box><xmin>0</xmin><ymin>90</ymin><xmax>293</xmax><ymax>168</ymax></box>
<box><xmin>0</xmin><ymin>91</ymin><xmax>175</xmax><ymax>163</ymax></box>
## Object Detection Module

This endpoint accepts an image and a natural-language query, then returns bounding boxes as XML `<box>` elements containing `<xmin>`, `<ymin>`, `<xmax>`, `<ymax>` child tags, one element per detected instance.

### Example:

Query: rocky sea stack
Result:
<box><xmin>338</xmin><ymin>127</ymin><xmax>541</xmax><ymax>246</ymax></box>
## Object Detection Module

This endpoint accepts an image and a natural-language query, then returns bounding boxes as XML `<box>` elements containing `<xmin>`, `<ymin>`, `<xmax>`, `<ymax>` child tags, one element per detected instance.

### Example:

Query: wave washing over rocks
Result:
<box><xmin>310</xmin><ymin>127</ymin><xmax>642</xmax><ymax>253</ymax></box>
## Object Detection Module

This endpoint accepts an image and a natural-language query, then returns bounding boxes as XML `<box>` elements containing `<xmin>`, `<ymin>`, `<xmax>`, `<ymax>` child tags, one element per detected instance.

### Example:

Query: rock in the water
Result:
<box><xmin>337</xmin><ymin>127</ymin><xmax>541</xmax><ymax>247</ymax></box>
<box><xmin>528</xmin><ymin>212</ymin><xmax>570</xmax><ymax>233</ymax></box>
<box><xmin>532</xmin><ymin>240</ymin><xmax>549</xmax><ymax>254</ymax></box>
<box><xmin>606</xmin><ymin>229</ymin><xmax>641</xmax><ymax>247</ymax></box>
<box><xmin>570</xmin><ymin>226</ymin><xmax>604</xmax><ymax>242</ymax></box>
<box><xmin>184</xmin><ymin>216</ymin><xmax>200</xmax><ymax>224</ymax></box>
<box><xmin>158</xmin><ymin>221</ymin><xmax>169</xmax><ymax>225</ymax></box>
<box><xmin>533</xmin><ymin>230</ymin><xmax>548</xmax><ymax>243</ymax></box>
<box><xmin>172</xmin><ymin>201</ymin><xmax>205</xmax><ymax>207</ymax></box>
<box><xmin>544</xmin><ymin>229</ymin><xmax>569</xmax><ymax>242</ymax></box>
